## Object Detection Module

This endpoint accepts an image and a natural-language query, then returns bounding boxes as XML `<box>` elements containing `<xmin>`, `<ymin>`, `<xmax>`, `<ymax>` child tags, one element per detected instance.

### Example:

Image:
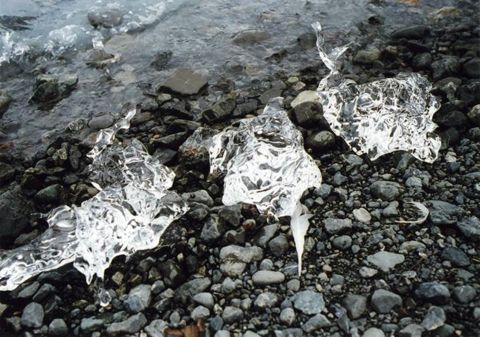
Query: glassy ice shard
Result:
<box><xmin>0</xmin><ymin>109</ymin><xmax>188</xmax><ymax>291</ymax></box>
<box><xmin>313</xmin><ymin>22</ymin><xmax>441</xmax><ymax>163</ymax></box>
<box><xmin>207</xmin><ymin>98</ymin><xmax>322</xmax><ymax>273</ymax></box>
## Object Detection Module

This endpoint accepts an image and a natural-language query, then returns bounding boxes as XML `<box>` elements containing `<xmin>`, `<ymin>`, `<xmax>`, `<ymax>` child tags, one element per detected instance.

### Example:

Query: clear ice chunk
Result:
<box><xmin>207</xmin><ymin>98</ymin><xmax>322</xmax><ymax>273</ymax></box>
<box><xmin>0</xmin><ymin>109</ymin><xmax>188</xmax><ymax>291</ymax></box>
<box><xmin>313</xmin><ymin>22</ymin><xmax>441</xmax><ymax>163</ymax></box>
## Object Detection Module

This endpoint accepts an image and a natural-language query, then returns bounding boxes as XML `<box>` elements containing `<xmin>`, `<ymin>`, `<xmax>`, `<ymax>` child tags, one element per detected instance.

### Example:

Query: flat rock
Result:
<box><xmin>160</xmin><ymin>68</ymin><xmax>208</xmax><ymax>95</ymax></box>
<box><xmin>323</xmin><ymin>218</ymin><xmax>352</xmax><ymax>234</ymax></box>
<box><xmin>293</xmin><ymin>290</ymin><xmax>325</xmax><ymax>315</ymax></box>
<box><xmin>415</xmin><ymin>282</ymin><xmax>451</xmax><ymax>304</ymax></box>
<box><xmin>367</xmin><ymin>251</ymin><xmax>405</xmax><ymax>272</ymax></box>
<box><xmin>371</xmin><ymin>289</ymin><xmax>402</xmax><ymax>313</ymax></box>
<box><xmin>302</xmin><ymin>314</ymin><xmax>331</xmax><ymax>332</ymax></box>
<box><xmin>428</xmin><ymin>200</ymin><xmax>464</xmax><ymax>225</ymax></box>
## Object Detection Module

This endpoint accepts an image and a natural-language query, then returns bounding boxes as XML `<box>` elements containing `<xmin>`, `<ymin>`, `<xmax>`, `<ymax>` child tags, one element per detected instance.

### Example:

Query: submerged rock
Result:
<box><xmin>30</xmin><ymin>74</ymin><xmax>78</xmax><ymax>108</ymax></box>
<box><xmin>232</xmin><ymin>30</ymin><xmax>270</xmax><ymax>45</ymax></box>
<box><xmin>87</xmin><ymin>8</ymin><xmax>124</xmax><ymax>28</ymax></box>
<box><xmin>160</xmin><ymin>68</ymin><xmax>208</xmax><ymax>95</ymax></box>
<box><xmin>0</xmin><ymin>91</ymin><xmax>12</xmax><ymax>116</ymax></box>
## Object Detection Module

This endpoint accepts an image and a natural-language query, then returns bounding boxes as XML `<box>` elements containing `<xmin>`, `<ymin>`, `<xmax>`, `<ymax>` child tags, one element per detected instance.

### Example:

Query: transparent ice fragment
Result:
<box><xmin>313</xmin><ymin>22</ymin><xmax>441</xmax><ymax>163</ymax></box>
<box><xmin>394</xmin><ymin>201</ymin><xmax>429</xmax><ymax>225</ymax></box>
<box><xmin>207</xmin><ymin>98</ymin><xmax>322</xmax><ymax>273</ymax></box>
<box><xmin>0</xmin><ymin>109</ymin><xmax>188</xmax><ymax>291</ymax></box>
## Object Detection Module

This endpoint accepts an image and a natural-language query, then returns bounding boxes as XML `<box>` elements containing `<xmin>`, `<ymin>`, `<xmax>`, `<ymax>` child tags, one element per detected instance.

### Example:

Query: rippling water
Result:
<box><xmin>0</xmin><ymin>0</ymin><xmax>457</xmax><ymax>157</ymax></box>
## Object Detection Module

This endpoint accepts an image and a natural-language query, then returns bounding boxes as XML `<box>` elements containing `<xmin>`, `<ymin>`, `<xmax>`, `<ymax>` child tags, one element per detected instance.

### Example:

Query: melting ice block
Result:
<box><xmin>0</xmin><ymin>109</ymin><xmax>188</xmax><ymax>291</ymax></box>
<box><xmin>313</xmin><ymin>22</ymin><xmax>441</xmax><ymax>163</ymax></box>
<box><xmin>207</xmin><ymin>98</ymin><xmax>322</xmax><ymax>273</ymax></box>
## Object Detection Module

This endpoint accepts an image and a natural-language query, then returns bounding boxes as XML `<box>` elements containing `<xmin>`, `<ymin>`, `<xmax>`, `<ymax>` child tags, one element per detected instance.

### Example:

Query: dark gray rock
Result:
<box><xmin>203</xmin><ymin>95</ymin><xmax>236</xmax><ymax>122</ymax></box>
<box><xmin>456</xmin><ymin>216</ymin><xmax>480</xmax><ymax>241</ymax></box>
<box><xmin>293</xmin><ymin>290</ymin><xmax>325</xmax><ymax>315</ymax></box>
<box><xmin>412</xmin><ymin>52</ymin><xmax>432</xmax><ymax>70</ymax></box>
<box><xmin>222</xmin><ymin>306</ymin><xmax>243</xmax><ymax>323</ymax></box>
<box><xmin>30</xmin><ymin>74</ymin><xmax>78</xmax><ymax>107</ymax></box>
<box><xmin>422</xmin><ymin>306</ymin><xmax>446</xmax><ymax>331</ymax></box>
<box><xmin>175</xmin><ymin>277</ymin><xmax>211</xmax><ymax>302</ymax></box>
<box><xmin>17</xmin><ymin>282</ymin><xmax>40</xmax><ymax>299</ymax></box>
<box><xmin>80</xmin><ymin>317</ymin><xmax>104</xmax><ymax>332</ymax></box>
<box><xmin>87</xmin><ymin>8</ymin><xmax>123</xmax><ymax>28</ymax></box>
<box><xmin>415</xmin><ymin>282</ymin><xmax>451</xmax><ymax>304</ymax></box>
<box><xmin>21</xmin><ymin>302</ymin><xmax>44</xmax><ymax>328</ymax></box>
<box><xmin>441</xmin><ymin>247</ymin><xmax>470</xmax><ymax>267</ymax></box>
<box><xmin>106</xmin><ymin>313</ymin><xmax>147</xmax><ymax>336</ymax></box>
<box><xmin>370</xmin><ymin>181</ymin><xmax>401</xmax><ymax>201</ymax></box>
<box><xmin>88</xmin><ymin>114</ymin><xmax>114</xmax><ymax>130</ymax></box>
<box><xmin>463</xmin><ymin>58</ymin><xmax>480</xmax><ymax>78</ymax></box>
<box><xmin>391</xmin><ymin>25</ymin><xmax>429</xmax><ymax>39</ymax></box>
<box><xmin>151</xmin><ymin>51</ymin><xmax>173</xmax><ymax>71</ymax></box>
<box><xmin>452</xmin><ymin>285</ymin><xmax>476</xmax><ymax>303</ymax></box>
<box><xmin>0</xmin><ymin>162</ymin><xmax>15</xmax><ymax>185</ymax></box>
<box><xmin>232</xmin><ymin>30</ymin><xmax>270</xmax><ymax>45</ymax></box>
<box><xmin>201</xmin><ymin>214</ymin><xmax>225</xmax><ymax>242</ymax></box>
<box><xmin>0</xmin><ymin>90</ymin><xmax>12</xmax><ymax>116</ymax></box>
<box><xmin>144</xmin><ymin>319</ymin><xmax>168</xmax><ymax>337</ymax></box>
<box><xmin>467</xmin><ymin>104</ymin><xmax>480</xmax><ymax>126</ymax></box>
<box><xmin>342</xmin><ymin>294</ymin><xmax>367</xmax><ymax>319</ymax></box>
<box><xmin>253</xmin><ymin>224</ymin><xmax>278</xmax><ymax>247</ymax></box>
<box><xmin>268</xmin><ymin>234</ymin><xmax>289</xmax><ymax>256</ymax></box>
<box><xmin>302</xmin><ymin>314</ymin><xmax>331</xmax><ymax>332</ymax></box>
<box><xmin>431</xmin><ymin>56</ymin><xmax>461</xmax><ymax>80</ymax></box>
<box><xmin>182</xmin><ymin>190</ymin><xmax>214</xmax><ymax>207</ymax></box>
<box><xmin>48</xmin><ymin>318</ymin><xmax>68</xmax><ymax>336</ymax></box>
<box><xmin>34</xmin><ymin>184</ymin><xmax>64</xmax><ymax>205</ymax></box>
<box><xmin>160</xmin><ymin>68</ymin><xmax>208</xmax><ymax>95</ymax></box>
<box><xmin>124</xmin><ymin>284</ymin><xmax>151</xmax><ymax>313</ymax></box>
<box><xmin>323</xmin><ymin>218</ymin><xmax>352</xmax><ymax>234</ymax></box>
<box><xmin>279</xmin><ymin>308</ymin><xmax>296</xmax><ymax>326</ymax></box>
<box><xmin>371</xmin><ymin>289</ymin><xmax>402</xmax><ymax>313</ymax></box>
<box><xmin>293</xmin><ymin>102</ymin><xmax>324</xmax><ymax>128</ymax></box>
<box><xmin>306</xmin><ymin>131</ymin><xmax>336</xmax><ymax>152</ymax></box>
<box><xmin>428</xmin><ymin>200</ymin><xmax>463</xmax><ymax>226</ymax></box>
<box><xmin>353</xmin><ymin>48</ymin><xmax>381</xmax><ymax>64</ymax></box>
<box><xmin>0</xmin><ymin>185</ymin><xmax>34</xmax><ymax>242</ymax></box>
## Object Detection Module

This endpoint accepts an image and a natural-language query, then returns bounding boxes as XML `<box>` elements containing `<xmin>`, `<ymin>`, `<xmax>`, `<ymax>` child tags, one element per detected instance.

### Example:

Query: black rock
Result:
<box><xmin>370</xmin><ymin>181</ymin><xmax>402</xmax><ymax>201</ymax></box>
<box><xmin>428</xmin><ymin>200</ymin><xmax>464</xmax><ymax>226</ymax></box>
<box><xmin>306</xmin><ymin>131</ymin><xmax>336</xmax><ymax>153</ymax></box>
<box><xmin>456</xmin><ymin>216</ymin><xmax>480</xmax><ymax>241</ymax></box>
<box><xmin>431</xmin><ymin>56</ymin><xmax>461</xmax><ymax>80</ymax></box>
<box><xmin>34</xmin><ymin>184</ymin><xmax>64</xmax><ymax>205</ymax></box>
<box><xmin>412</xmin><ymin>53</ymin><xmax>432</xmax><ymax>70</ymax></box>
<box><xmin>0</xmin><ymin>90</ymin><xmax>12</xmax><ymax>116</ymax></box>
<box><xmin>462</xmin><ymin>58</ymin><xmax>480</xmax><ymax>78</ymax></box>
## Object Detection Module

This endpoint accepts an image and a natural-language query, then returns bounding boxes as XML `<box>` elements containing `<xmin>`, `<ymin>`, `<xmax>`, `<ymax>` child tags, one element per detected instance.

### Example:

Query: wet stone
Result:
<box><xmin>30</xmin><ymin>74</ymin><xmax>78</xmax><ymax>107</ymax></box>
<box><xmin>151</xmin><ymin>51</ymin><xmax>173</xmax><ymax>71</ymax></box>
<box><xmin>0</xmin><ymin>90</ymin><xmax>12</xmax><ymax>116</ymax></box>
<box><xmin>200</xmin><ymin>214</ymin><xmax>225</xmax><ymax>242</ymax></box>
<box><xmin>391</xmin><ymin>25</ymin><xmax>429</xmax><ymax>39</ymax></box>
<box><xmin>371</xmin><ymin>289</ymin><xmax>403</xmax><ymax>313</ymax></box>
<box><xmin>87</xmin><ymin>8</ymin><xmax>123</xmax><ymax>28</ymax></box>
<box><xmin>421</xmin><ymin>306</ymin><xmax>446</xmax><ymax>331</ymax></box>
<box><xmin>415</xmin><ymin>282</ymin><xmax>451</xmax><ymax>304</ymax></box>
<box><xmin>302</xmin><ymin>314</ymin><xmax>331</xmax><ymax>332</ymax></box>
<box><xmin>293</xmin><ymin>290</ymin><xmax>325</xmax><ymax>315</ymax></box>
<box><xmin>175</xmin><ymin>278</ymin><xmax>211</xmax><ymax>302</ymax></box>
<box><xmin>428</xmin><ymin>200</ymin><xmax>464</xmax><ymax>225</ymax></box>
<box><xmin>124</xmin><ymin>284</ymin><xmax>151</xmax><ymax>313</ymax></box>
<box><xmin>34</xmin><ymin>184</ymin><xmax>64</xmax><ymax>205</ymax></box>
<box><xmin>232</xmin><ymin>29</ymin><xmax>270</xmax><ymax>45</ymax></box>
<box><xmin>48</xmin><ymin>318</ymin><xmax>68</xmax><ymax>336</ymax></box>
<box><xmin>370</xmin><ymin>181</ymin><xmax>401</xmax><ymax>201</ymax></box>
<box><xmin>342</xmin><ymin>294</ymin><xmax>367</xmax><ymax>319</ymax></box>
<box><xmin>106</xmin><ymin>312</ymin><xmax>147</xmax><ymax>336</ymax></box>
<box><xmin>456</xmin><ymin>216</ymin><xmax>480</xmax><ymax>241</ymax></box>
<box><xmin>21</xmin><ymin>302</ymin><xmax>44</xmax><ymax>329</ymax></box>
<box><xmin>441</xmin><ymin>247</ymin><xmax>470</xmax><ymax>267</ymax></box>
<box><xmin>160</xmin><ymin>68</ymin><xmax>208</xmax><ymax>95</ymax></box>
<box><xmin>452</xmin><ymin>285</ymin><xmax>476</xmax><ymax>303</ymax></box>
<box><xmin>354</xmin><ymin>48</ymin><xmax>381</xmax><ymax>64</ymax></box>
<box><xmin>462</xmin><ymin>58</ymin><xmax>480</xmax><ymax>78</ymax></box>
<box><xmin>0</xmin><ymin>186</ymin><xmax>34</xmax><ymax>242</ymax></box>
<box><xmin>88</xmin><ymin>114</ymin><xmax>115</xmax><ymax>130</ymax></box>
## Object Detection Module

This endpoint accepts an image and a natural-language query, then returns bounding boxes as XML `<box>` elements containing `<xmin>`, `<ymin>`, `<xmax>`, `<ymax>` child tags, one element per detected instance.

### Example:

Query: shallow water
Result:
<box><xmin>0</xmin><ymin>0</ymin><xmax>457</xmax><ymax>157</ymax></box>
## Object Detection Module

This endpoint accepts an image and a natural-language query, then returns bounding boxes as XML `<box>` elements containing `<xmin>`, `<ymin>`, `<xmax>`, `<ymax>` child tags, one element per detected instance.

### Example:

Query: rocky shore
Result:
<box><xmin>0</xmin><ymin>3</ymin><xmax>479</xmax><ymax>337</ymax></box>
